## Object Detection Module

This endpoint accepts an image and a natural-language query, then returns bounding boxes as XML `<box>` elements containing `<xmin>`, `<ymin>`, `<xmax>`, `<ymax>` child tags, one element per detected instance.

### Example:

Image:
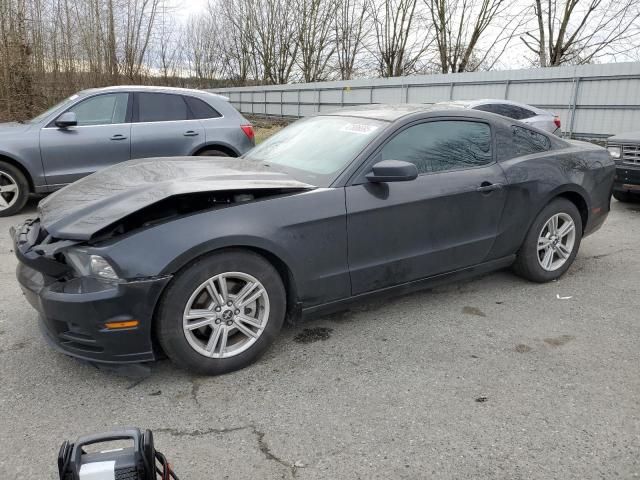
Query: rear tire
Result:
<box><xmin>156</xmin><ymin>250</ymin><xmax>286</xmax><ymax>375</ymax></box>
<box><xmin>196</xmin><ymin>149</ymin><xmax>231</xmax><ymax>157</ymax></box>
<box><xmin>0</xmin><ymin>160</ymin><xmax>29</xmax><ymax>217</ymax></box>
<box><xmin>513</xmin><ymin>198</ymin><xmax>582</xmax><ymax>283</ymax></box>
<box><xmin>613</xmin><ymin>190</ymin><xmax>636</xmax><ymax>203</ymax></box>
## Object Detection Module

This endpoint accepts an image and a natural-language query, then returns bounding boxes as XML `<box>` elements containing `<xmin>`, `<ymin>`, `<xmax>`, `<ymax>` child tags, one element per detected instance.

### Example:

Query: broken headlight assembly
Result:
<box><xmin>65</xmin><ymin>248</ymin><xmax>120</xmax><ymax>281</ymax></box>
<box><xmin>607</xmin><ymin>145</ymin><xmax>621</xmax><ymax>159</ymax></box>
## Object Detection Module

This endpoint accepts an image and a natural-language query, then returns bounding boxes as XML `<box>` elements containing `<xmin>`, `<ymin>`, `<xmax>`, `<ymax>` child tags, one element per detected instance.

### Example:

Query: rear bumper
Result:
<box><xmin>17</xmin><ymin>259</ymin><xmax>171</xmax><ymax>364</ymax></box>
<box><xmin>614</xmin><ymin>163</ymin><xmax>640</xmax><ymax>192</ymax></box>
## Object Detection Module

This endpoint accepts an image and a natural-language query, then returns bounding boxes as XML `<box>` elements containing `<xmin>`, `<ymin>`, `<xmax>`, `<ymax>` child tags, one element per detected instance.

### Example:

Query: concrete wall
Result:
<box><xmin>211</xmin><ymin>62</ymin><xmax>640</xmax><ymax>139</ymax></box>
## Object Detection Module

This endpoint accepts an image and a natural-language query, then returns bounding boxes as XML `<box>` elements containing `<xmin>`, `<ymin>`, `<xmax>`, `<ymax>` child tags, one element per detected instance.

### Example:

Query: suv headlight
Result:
<box><xmin>607</xmin><ymin>146</ymin><xmax>621</xmax><ymax>159</ymax></box>
<box><xmin>65</xmin><ymin>249</ymin><xmax>120</xmax><ymax>281</ymax></box>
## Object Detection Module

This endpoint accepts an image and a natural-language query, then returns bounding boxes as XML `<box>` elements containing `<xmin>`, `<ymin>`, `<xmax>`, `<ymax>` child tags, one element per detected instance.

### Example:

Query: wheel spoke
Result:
<box><xmin>218</xmin><ymin>275</ymin><xmax>229</xmax><ymax>303</ymax></box>
<box><xmin>0</xmin><ymin>195</ymin><xmax>7</xmax><ymax>208</ymax></box>
<box><xmin>206</xmin><ymin>279</ymin><xmax>224</xmax><ymax>306</ymax></box>
<box><xmin>0</xmin><ymin>184</ymin><xmax>16</xmax><ymax>193</ymax></box>
<box><xmin>234</xmin><ymin>319</ymin><xmax>258</xmax><ymax>339</ymax></box>
<box><xmin>218</xmin><ymin>327</ymin><xmax>228</xmax><ymax>354</ymax></box>
<box><xmin>557</xmin><ymin>221</ymin><xmax>574</xmax><ymax>238</ymax></box>
<box><xmin>556</xmin><ymin>243</ymin><xmax>570</xmax><ymax>259</ymax></box>
<box><xmin>542</xmin><ymin>248</ymin><xmax>554</xmax><ymax>269</ymax></box>
<box><xmin>185</xmin><ymin>308</ymin><xmax>213</xmax><ymax>320</ymax></box>
<box><xmin>236</xmin><ymin>313</ymin><xmax>262</xmax><ymax>328</ymax></box>
<box><xmin>185</xmin><ymin>317</ymin><xmax>214</xmax><ymax>330</ymax></box>
<box><xmin>235</xmin><ymin>281</ymin><xmax>258</xmax><ymax>306</ymax></box>
<box><xmin>205</xmin><ymin>325</ymin><xmax>223</xmax><ymax>354</ymax></box>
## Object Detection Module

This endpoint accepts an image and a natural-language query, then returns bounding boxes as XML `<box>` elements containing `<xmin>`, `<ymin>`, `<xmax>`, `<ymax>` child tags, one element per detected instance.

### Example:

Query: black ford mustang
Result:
<box><xmin>13</xmin><ymin>105</ymin><xmax>614</xmax><ymax>375</ymax></box>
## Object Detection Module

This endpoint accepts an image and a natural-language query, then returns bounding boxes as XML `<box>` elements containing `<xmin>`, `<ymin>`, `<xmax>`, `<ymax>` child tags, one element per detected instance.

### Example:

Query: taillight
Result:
<box><xmin>241</xmin><ymin>125</ymin><xmax>255</xmax><ymax>142</ymax></box>
<box><xmin>554</xmin><ymin>116</ymin><xmax>561</xmax><ymax>129</ymax></box>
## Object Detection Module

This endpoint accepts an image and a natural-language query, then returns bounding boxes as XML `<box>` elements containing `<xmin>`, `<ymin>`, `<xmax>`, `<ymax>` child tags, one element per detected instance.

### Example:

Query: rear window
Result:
<box><xmin>512</xmin><ymin>125</ymin><xmax>551</xmax><ymax>155</ymax></box>
<box><xmin>185</xmin><ymin>96</ymin><xmax>221</xmax><ymax>119</ymax></box>
<box><xmin>474</xmin><ymin>103</ymin><xmax>536</xmax><ymax>120</ymax></box>
<box><xmin>137</xmin><ymin>93</ymin><xmax>188</xmax><ymax>122</ymax></box>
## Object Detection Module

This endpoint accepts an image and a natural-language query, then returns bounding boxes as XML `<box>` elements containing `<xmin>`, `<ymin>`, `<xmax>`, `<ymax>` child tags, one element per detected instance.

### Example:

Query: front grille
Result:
<box><xmin>621</xmin><ymin>144</ymin><xmax>640</xmax><ymax>164</ymax></box>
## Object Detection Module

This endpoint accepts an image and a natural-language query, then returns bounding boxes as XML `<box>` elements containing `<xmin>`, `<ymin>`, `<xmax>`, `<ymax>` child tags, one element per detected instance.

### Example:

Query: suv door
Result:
<box><xmin>130</xmin><ymin>92</ymin><xmax>205</xmax><ymax>159</ymax></box>
<box><xmin>346</xmin><ymin>119</ymin><xmax>508</xmax><ymax>295</ymax></box>
<box><xmin>39</xmin><ymin>92</ymin><xmax>131</xmax><ymax>186</ymax></box>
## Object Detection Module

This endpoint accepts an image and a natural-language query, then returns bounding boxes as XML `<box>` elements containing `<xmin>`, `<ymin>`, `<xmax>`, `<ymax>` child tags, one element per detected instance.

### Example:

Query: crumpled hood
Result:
<box><xmin>39</xmin><ymin>157</ymin><xmax>314</xmax><ymax>240</ymax></box>
<box><xmin>607</xmin><ymin>131</ymin><xmax>640</xmax><ymax>144</ymax></box>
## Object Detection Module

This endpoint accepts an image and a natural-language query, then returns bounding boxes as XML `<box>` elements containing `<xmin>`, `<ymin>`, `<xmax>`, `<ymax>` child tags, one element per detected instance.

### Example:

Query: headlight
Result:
<box><xmin>65</xmin><ymin>249</ymin><xmax>120</xmax><ymax>281</ymax></box>
<box><xmin>607</xmin><ymin>146</ymin><xmax>621</xmax><ymax>159</ymax></box>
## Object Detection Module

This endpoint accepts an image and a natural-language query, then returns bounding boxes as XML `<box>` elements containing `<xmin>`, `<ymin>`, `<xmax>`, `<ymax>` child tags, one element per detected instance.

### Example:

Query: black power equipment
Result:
<box><xmin>57</xmin><ymin>428</ymin><xmax>179</xmax><ymax>480</ymax></box>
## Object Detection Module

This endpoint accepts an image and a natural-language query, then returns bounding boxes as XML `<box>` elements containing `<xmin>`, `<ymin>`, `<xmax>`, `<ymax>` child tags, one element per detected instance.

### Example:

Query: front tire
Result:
<box><xmin>514</xmin><ymin>198</ymin><xmax>582</xmax><ymax>282</ymax></box>
<box><xmin>156</xmin><ymin>250</ymin><xmax>286</xmax><ymax>375</ymax></box>
<box><xmin>0</xmin><ymin>161</ymin><xmax>29</xmax><ymax>217</ymax></box>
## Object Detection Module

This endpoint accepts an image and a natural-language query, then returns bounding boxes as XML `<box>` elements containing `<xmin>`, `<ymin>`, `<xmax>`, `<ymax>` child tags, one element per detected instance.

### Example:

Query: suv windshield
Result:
<box><xmin>244</xmin><ymin>116</ymin><xmax>385</xmax><ymax>186</ymax></box>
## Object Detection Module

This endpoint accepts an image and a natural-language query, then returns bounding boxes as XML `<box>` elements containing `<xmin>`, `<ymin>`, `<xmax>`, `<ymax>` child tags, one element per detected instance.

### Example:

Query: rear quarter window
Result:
<box><xmin>184</xmin><ymin>96</ymin><xmax>222</xmax><ymax>119</ymax></box>
<box><xmin>512</xmin><ymin>125</ymin><xmax>551</xmax><ymax>156</ymax></box>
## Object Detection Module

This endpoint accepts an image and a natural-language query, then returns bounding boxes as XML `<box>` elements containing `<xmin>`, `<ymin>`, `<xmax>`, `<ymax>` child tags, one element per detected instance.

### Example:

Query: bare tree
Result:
<box><xmin>426</xmin><ymin>0</ymin><xmax>525</xmax><ymax>73</ymax></box>
<box><xmin>297</xmin><ymin>0</ymin><xmax>339</xmax><ymax>82</ymax></box>
<box><xmin>521</xmin><ymin>0</ymin><xmax>640</xmax><ymax>66</ymax></box>
<box><xmin>216</xmin><ymin>0</ymin><xmax>260</xmax><ymax>84</ymax></box>
<box><xmin>247</xmin><ymin>0</ymin><xmax>299</xmax><ymax>84</ymax></box>
<box><xmin>368</xmin><ymin>0</ymin><xmax>433</xmax><ymax>77</ymax></box>
<box><xmin>334</xmin><ymin>0</ymin><xmax>369</xmax><ymax>79</ymax></box>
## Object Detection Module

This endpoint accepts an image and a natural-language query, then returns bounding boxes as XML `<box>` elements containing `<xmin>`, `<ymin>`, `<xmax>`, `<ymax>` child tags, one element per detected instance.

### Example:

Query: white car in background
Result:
<box><xmin>437</xmin><ymin>99</ymin><xmax>562</xmax><ymax>136</ymax></box>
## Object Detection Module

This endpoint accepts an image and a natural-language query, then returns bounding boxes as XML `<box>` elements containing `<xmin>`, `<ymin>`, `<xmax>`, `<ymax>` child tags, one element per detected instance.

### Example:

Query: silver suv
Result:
<box><xmin>0</xmin><ymin>86</ymin><xmax>255</xmax><ymax>216</ymax></box>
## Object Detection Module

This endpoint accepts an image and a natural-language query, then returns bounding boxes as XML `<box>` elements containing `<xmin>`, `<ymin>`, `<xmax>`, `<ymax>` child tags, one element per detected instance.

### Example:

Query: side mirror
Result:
<box><xmin>55</xmin><ymin>112</ymin><xmax>77</xmax><ymax>129</ymax></box>
<box><xmin>365</xmin><ymin>160</ymin><xmax>418</xmax><ymax>183</ymax></box>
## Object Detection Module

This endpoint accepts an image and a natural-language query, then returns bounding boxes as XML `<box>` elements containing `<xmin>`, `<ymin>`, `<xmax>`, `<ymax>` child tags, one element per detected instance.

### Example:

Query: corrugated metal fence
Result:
<box><xmin>212</xmin><ymin>62</ymin><xmax>640</xmax><ymax>139</ymax></box>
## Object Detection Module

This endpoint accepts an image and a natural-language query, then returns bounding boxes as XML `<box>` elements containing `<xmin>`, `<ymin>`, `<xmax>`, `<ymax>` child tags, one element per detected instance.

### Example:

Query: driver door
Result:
<box><xmin>346</xmin><ymin>119</ymin><xmax>508</xmax><ymax>295</ymax></box>
<box><xmin>40</xmin><ymin>92</ymin><xmax>131</xmax><ymax>186</ymax></box>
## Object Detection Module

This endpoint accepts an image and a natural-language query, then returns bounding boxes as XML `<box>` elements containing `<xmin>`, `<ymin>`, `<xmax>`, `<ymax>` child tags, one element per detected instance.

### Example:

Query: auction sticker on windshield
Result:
<box><xmin>340</xmin><ymin>123</ymin><xmax>379</xmax><ymax>135</ymax></box>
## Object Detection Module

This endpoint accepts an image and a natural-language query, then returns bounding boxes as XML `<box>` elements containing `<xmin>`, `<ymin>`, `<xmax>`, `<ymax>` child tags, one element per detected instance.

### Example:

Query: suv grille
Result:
<box><xmin>621</xmin><ymin>144</ymin><xmax>640</xmax><ymax>164</ymax></box>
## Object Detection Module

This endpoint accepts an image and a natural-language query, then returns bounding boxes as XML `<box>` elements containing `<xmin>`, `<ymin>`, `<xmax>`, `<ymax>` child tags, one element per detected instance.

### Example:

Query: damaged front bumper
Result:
<box><xmin>12</xmin><ymin>219</ymin><xmax>171</xmax><ymax>364</ymax></box>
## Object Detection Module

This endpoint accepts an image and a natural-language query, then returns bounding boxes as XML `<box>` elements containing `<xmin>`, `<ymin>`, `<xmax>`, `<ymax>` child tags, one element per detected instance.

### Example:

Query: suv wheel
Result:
<box><xmin>196</xmin><ymin>149</ymin><xmax>231</xmax><ymax>157</ymax></box>
<box><xmin>514</xmin><ymin>198</ymin><xmax>582</xmax><ymax>282</ymax></box>
<box><xmin>156</xmin><ymin>250</ymin><xmax>286</xmax><ymax>375</ymax></box>
<box><xmin>0</xmin><ymin>161</ymin><xmax>29</xmax><ymax>217</ymax></box>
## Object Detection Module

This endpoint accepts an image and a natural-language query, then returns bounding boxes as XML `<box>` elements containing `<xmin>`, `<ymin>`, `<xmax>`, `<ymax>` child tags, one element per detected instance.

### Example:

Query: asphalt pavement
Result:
<box><xmin>0</xmin><ymin>198</ymin><xmax>638</xmax><ymax>479</ymax></box>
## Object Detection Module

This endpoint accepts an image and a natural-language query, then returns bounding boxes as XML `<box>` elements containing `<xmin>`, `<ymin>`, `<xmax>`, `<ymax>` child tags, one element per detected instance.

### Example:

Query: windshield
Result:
<box><xmin>244</xmin><ymin>116</ymin><xmax>386</xmax><ymax>186</ymax></box>
<box><xmin>28</xmin><ymin>94</ymin><xmax>79</xmax><ymax>124</ymax></box>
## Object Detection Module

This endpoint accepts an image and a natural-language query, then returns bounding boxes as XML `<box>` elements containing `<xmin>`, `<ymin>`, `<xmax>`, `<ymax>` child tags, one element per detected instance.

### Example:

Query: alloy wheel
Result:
<box><xmin>537</xmin><ymin>213</ymin><xmax>576</xmax><ymax>271</ymax></box>
<box><xmin>0</xmin><ymin>171</ymin><xmax>19</xmax><ymax>211</ymax></box>
<box><xmin>182</xmin><ymin>272</ymin><xmax>270</xmax><ymax>358</ymax></box>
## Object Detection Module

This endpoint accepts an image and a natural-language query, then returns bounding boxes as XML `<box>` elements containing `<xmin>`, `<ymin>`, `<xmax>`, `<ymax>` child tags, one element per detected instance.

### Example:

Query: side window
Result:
<box><xmin>380</xmin><ymin>121</ymin><xmax>492</xmax><ymax>174</ymax></box>
<box><xmin>137</xmin><ymin>93</ymin><xmax>188</xmax><ymax>122</ymax></box>
<box><xmin>512</xmin><ymin>125</ymin><xmax>551</xmax><ymax>155</ymax></box>
<box><xmin>66</xmin><ymin>93</ymin><xmax>128</xmax><ymax>126</ymax></box>
<box><xmin>184</xmin><ymin>96</ymin><xmax>221</xmax><ymax>119</ymax></box>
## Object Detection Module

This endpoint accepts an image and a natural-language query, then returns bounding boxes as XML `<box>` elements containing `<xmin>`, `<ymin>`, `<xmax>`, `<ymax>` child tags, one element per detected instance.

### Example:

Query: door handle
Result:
<box><xmin>183</xmin><ymin>130</ymin><xmax>199</xmax><ymax>137</ymax></box>
<box><xmin>110</xmin><ymin>134</ymin><xmax>127</xmax><ymax>141</ymax></box>
<box><xmin>477</xmin><ymin>182</ymin><xmax>504</xmax><ymax>193</ymax></box>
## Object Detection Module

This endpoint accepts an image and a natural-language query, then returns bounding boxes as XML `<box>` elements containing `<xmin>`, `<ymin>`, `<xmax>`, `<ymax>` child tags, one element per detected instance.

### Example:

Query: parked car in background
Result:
<box><xmin>438</xmin><ymin>99</ymin><xmax>561</xmax><ymax>135</ymax></box>
<box><xmin>606</xmin><ymin>131</ymin><xmax>640</xmax><ymax>202</ymax></box>
<box><xmin>13</xmin><ymin>104</ymin><xmax>614</xmax><ymax>375</ymax></box>
<box><xmin>0</xmin><ymin>86</ymin><xmax>255</xmax><ymax>216</ymax></box>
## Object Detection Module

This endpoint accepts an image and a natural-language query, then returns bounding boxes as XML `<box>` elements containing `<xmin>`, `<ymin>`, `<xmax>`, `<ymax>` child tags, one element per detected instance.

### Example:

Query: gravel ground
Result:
<box><xmin>0</xmin><ymin>198</ymin><xmax>639</xmax><ymax>479</ymax></box>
